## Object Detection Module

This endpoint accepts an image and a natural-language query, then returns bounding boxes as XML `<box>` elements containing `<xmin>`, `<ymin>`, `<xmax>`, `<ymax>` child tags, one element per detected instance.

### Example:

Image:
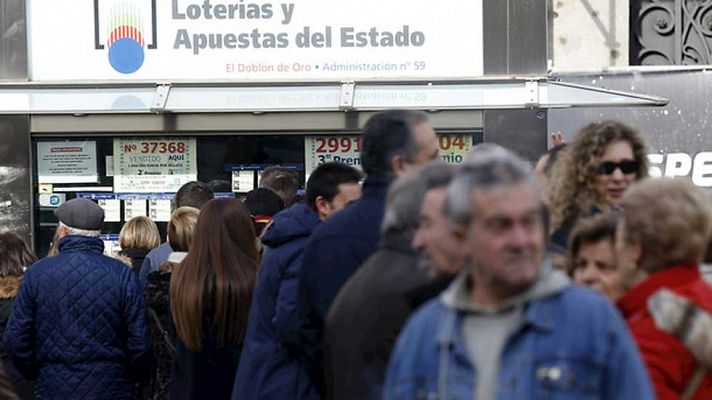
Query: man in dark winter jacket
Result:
<box><xmin>232</xmin><ymin>162</ymin><xmax>362</xmax><ymax>400</ymax></box>
<box><xmin>297</xmin><ymin>110</ymin><xmax>439</xmax><ymax>396</ymax></box>
<box><xmin>325</xmin><ymin>162</ymin><xmax>454</xmax><ymax>400</ymax></box>
<box><xmin>5</xmin><ymin>198</ymin><xmax>152</xmax><ymax>400</ymax></box>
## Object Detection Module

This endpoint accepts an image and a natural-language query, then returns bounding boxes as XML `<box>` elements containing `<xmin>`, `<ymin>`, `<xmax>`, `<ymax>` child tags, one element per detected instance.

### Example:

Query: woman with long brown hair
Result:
<box><xmin>144</xmin><ymin>206</ymin><xmax>199</xmax><ymax>400</ymax></box>
<box><xmin>0</xmin><ymin>232</ymin><xmax>37</xmax><ymax>399</ymax></box>
<box><xmin>169</xmin><ymin>198</ymin><xmax>259</xmax><ymax>399</ymax></box>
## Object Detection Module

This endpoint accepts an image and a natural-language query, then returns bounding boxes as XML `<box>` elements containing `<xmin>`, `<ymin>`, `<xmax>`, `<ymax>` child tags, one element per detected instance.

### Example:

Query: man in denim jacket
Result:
<box><xmin>383</xmin><ymin>151</ymin><xmax>654</xmax><ymax>400</ymax></box>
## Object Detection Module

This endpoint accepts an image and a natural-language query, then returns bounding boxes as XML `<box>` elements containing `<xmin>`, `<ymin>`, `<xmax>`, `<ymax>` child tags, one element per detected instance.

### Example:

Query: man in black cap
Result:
<box><xmin>4</xmin><ymin>198</ymin><xmax>152</xmax><ymax>400</ymax></box>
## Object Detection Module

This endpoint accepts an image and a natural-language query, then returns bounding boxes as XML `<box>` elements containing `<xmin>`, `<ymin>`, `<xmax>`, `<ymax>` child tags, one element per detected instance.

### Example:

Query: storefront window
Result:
<box><xmin>32</xmin><ymin>131</ymin><xmax>481</xmax><ymax>256</ymax></box>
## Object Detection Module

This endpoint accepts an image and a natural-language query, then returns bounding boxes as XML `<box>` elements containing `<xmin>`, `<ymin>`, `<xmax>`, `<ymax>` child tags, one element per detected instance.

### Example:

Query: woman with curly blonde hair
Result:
<box><xmin>548</xmin><ymin>121</ymin><xmax>648</xmax><ymax>249</ymax></box>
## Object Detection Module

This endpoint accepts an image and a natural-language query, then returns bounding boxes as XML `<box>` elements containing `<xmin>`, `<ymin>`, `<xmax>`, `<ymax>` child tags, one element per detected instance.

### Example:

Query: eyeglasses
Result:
<box><xmin>597</xmin><ymin>160</ymin><xmax>639</xmax><ymax>175</ymax></box>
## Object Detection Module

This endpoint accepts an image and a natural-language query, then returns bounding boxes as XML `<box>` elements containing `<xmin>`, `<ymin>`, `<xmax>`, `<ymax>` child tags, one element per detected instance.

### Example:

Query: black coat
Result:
<box><xmin>143</xmin><ymin>270</ymin><xmax>175</xmax><ymax>400</ymax></box>
<box><xmin>119</xmin><ymin>248</ymin><xmax>150</xmax><ymax>275</ymax></box>
<box><xmin>169</xmin><ymin>279</ymin><xmax>243</xmax><ymax>400</ymax></box>
<box><xmin>298</xmin><ymin>175</ymin><xmax>392</xmax><ymax>396</ymax></box>
<box><xmin>324</xmin><ymin>233</ymin><xmax>453</xmax><ymax>400</ymax></box>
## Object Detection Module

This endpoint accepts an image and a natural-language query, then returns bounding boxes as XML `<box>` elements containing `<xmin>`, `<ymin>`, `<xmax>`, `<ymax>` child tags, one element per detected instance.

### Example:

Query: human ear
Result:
<box><xmin>315</xmin><ymin>196</ymin><xmax>332</xmax><ymax>219</ymax></box>
<box><xmin>390</xmin><ymin>155</ymin><xmax>407</xmax><ymax>176</ymax></box>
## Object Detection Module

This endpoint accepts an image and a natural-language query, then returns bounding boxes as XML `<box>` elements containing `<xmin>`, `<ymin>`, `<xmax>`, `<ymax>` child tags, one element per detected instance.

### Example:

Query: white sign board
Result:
<box><xmin>37</xmin><ymin>141</ymin><xmax>98</xmax><ymax>184</ymax></box>
<box><xmin>28</xmin><ymin>0</ymin><xmax>484</xmax><ymax>81</ymax></box>
<box><xmin>304</xmin><ymin>135</ymin><xmax>362</xmax><ymax>178</ymax></box>
<box><xmin>113</xmin><ymin>138</ymin><xmax>197</xmax><ymax>193</ymax></box>
<box><xmin>304</xmin><ymin>133</ymin><xmax>475</xmax><ymax>176</ymax></box>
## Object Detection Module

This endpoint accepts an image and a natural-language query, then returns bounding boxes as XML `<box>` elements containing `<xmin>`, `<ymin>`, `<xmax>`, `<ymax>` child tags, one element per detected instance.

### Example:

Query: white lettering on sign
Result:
<box><xmin>647</xmin><ymin>152</ymin><xmax>712</xmax><ymax>187</ymax></box>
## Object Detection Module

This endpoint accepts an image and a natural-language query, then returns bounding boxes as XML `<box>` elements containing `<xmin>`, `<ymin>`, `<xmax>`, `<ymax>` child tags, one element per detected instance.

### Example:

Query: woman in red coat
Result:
<box><xmin>615</xmin><ymin>178</ymin><xmax>712</xmax><ymax>400</ymax></box>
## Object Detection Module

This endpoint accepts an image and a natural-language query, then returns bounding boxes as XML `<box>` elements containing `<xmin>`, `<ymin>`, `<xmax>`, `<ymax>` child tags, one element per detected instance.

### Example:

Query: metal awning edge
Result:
<box><xmin>0</xmin><ymin>79</ymin><xmax>669</xmax><ymax>114</ymax></box>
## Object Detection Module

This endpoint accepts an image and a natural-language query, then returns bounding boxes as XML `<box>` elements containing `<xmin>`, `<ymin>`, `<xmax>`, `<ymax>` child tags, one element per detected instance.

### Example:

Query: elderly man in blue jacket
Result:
<box><xmin>5</xmin><ymin>198</ymin><xmax>151</xmax><ymax>400</ymax></box>
<box><xmin>383</xmin><ymin>151</ymin><xmax>654</xmax><ymax>400</ymax></box>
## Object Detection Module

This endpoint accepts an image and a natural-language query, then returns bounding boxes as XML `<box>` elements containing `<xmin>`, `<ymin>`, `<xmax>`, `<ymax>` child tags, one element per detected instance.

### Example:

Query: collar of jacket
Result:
<box><xmin>362</xmin><ymin>174</ymin><xmax>394</xmax><ymax>198</ymax></box>
<box><xmin>58</xmin><ymin>235</ymin><xmax>106</xmax><ymax>254</ymax></box>
<box><xmin>436</xmin><ymin>275</ymin><xmax>568</xmax><ymax>351</ymax></box>
<box><xmin>0</xmin><ymin>276</ymin><xmax>22</xmax><ymax>299</ymax></box>
<box><xmin>433</xmin><ymin>294</ymin><xmax>560</xmax><ymax>380</ymax></box>
<box><xmin>118</xmin><ymin>247</ymin><xmax>149</xmax><ymax>259</ymax></box>
<box><xmin>379</xmin><ymin>231</ymin><xmax>416</xmax><ymax>255</ymax></box>
<box><xmin>617</xmin><ymin>263</ymin><xmax>700</xmax><ymax>319</ymax></box>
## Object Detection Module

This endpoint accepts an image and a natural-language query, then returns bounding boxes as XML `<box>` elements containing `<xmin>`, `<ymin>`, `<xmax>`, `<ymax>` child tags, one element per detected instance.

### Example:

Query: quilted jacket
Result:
<box><xmin>4</xmin><ymin>235</ymin><xmax>152</xmax><ymax>400</ymax></box>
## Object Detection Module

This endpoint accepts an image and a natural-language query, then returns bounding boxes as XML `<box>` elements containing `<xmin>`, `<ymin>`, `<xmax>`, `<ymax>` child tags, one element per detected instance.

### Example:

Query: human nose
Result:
<box><xmin>509</xmin><ymin>224</ymin><xmax>534</xmax><ymax>249</ymax></box>
<box><xmin>579</xmin><ymin>264</ymin><xmax>600</xmax><ymax>286</ymax></box>
<box><xmin>411</xmin><ymin>229</ymin><xmax>425</xmax><ymax>251</ymax></box>
<box><xmin>610</xmin><ymin>167</ymin><xmax>625</xmax><ymax>181</ymax></box>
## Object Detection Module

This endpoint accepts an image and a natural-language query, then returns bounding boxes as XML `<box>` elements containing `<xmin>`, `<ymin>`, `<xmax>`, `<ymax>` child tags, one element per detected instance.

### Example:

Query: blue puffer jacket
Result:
<box><xmin>232</xmin><ymin>203</ymin><xmax>320</xmax><ymax>400</ymax></box>
<box><xmin>4</xmin><ymin>235</ymin><xmax>152</xmax><ymax>400</ymax></box>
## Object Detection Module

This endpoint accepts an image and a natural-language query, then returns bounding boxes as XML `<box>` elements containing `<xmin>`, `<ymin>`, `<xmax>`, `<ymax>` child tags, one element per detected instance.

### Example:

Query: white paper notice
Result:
<box><xmin>124</xmin><ymin>199</ymin><xmax>147</xmax><ymax>220</ymax></box>
<box><xmin>232</xmin><ymin>170</ymin><xmax>255</xmax><ymax>192</ymax></box>
<box><xmin>98</xmin><ymin>199</ymin><xmax>121</xmax><ymax>222</ymax></box>
<box><xmin>37</xmin><ymin>141</ymin><xmax>98</xmax><ymax>184</ymax></box>
<box><xmin>149</xmin><ymin>199</ymin><xmax>172</xmax><ymax>222</ymax></box>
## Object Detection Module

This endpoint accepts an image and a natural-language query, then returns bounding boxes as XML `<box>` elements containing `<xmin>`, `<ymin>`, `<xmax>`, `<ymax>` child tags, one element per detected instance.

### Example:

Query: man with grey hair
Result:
<box><xmin>383</xmin><ymin>152</ymin><xmax>654</xmax><ymax>400</ymax></box>
<box><xmin>324</xmin><ymin>162</ymin><xmax>453</xmax><ymax>400</ymax></box>
<box><xmin>5</xmin><ymin>198</ymin><xmax>151</xmax><ymax>399</ymax></box>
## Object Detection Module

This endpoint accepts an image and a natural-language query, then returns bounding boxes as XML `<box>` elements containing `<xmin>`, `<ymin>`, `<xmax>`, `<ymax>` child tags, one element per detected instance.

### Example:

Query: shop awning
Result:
<box><xmin>0</xmin><ymin>78</ymin><xmax>668</xmax><ymax>114</ymax></box>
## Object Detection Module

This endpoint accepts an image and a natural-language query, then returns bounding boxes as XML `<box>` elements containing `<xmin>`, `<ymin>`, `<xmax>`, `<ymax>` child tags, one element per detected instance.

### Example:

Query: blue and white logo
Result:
<box><xmin>93</xmin><ymin>0</ymin><xmax>157</xmax><ymax>74</ymax></box>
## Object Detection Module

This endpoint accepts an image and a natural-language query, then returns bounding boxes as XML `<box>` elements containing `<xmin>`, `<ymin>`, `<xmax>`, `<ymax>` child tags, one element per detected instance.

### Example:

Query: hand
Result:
<box><xmin>551</xmin><ymin>131</ymin><xmax>565</xmax><ymax>147</ymax></box>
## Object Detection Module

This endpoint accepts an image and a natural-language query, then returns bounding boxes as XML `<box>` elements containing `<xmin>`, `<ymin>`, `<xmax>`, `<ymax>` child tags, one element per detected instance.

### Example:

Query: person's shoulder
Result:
<box><xmin>326</xmin><ymin>256</ymin><xmax>385</xmax><ymax>317</ymax></box>
<box><xmin>26</xmin><ymin>255</ymin><xmax>55</xmax><ymax>272</ymax></box>
<box><xmin>24</xmin><ymin>254</ymin><xmax>70</xmax><ymax>279</ymax></box>
<box><xmin>309</xmin><ymin>202</ymin><xmax>382</xmax><ymax>243</ymax></box>
<box><xmin>401</xmin><ymin>298</ymin><xmax>447</xmax><ymax>335</ymax></box>
<box><xmin>313</xmin><ymin>206</ymin><xmax>357</xmax><ymax>232</ymax></box>
<box><xmin>674</xmin><ymin>277</ymin><xmax>712</xmax><ymax>314</ymax></box>
<box><xmin>146</xmin><ymin>242</ymin><xmax>172</xmax><ymax>260</ymax></box>
<box><xmin>146</xmin><ymin>269</ymin><xmax>170</xmax><ymax>284</ymax></box>
<box><xmin>97</xmin><ymin>255</ymin><xmax>137</xmax><ymax>276</ymax></box>
<box><xmin>559</xmin><ymin>284</ymin><xmax>611</xmax><ymax>306</ymax></box>
<box><xmin>546</xmin><ymin>285</ymin><xmax>621</xmax><ymax>327</ymax></box>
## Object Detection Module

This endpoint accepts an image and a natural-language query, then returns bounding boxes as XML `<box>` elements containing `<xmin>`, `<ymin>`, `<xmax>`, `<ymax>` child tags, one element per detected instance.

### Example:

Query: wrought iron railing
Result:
<box><xmin>631</xmin><ymin>0</ymin><xmax>712</xmax><ymax>65</ymax></box>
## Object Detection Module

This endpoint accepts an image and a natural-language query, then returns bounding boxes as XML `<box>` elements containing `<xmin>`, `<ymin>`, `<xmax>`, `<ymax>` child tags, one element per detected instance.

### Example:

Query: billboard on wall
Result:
<box><xmin>28</xmin><ymin>0</ymin><xmax>483</xmax><ymax>81</ymax></box>
<box><xmin>548</xmin><ymin>69</ymin><xmax>712</xmax><ymax>188</ymax></box>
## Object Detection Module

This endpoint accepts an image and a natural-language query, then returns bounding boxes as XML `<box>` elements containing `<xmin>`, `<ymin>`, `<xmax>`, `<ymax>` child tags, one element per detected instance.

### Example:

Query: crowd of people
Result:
<box><xmin>0</xmin><ymin>110</ymin><xmax>710</xmax><ymax>399</ymax></box>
